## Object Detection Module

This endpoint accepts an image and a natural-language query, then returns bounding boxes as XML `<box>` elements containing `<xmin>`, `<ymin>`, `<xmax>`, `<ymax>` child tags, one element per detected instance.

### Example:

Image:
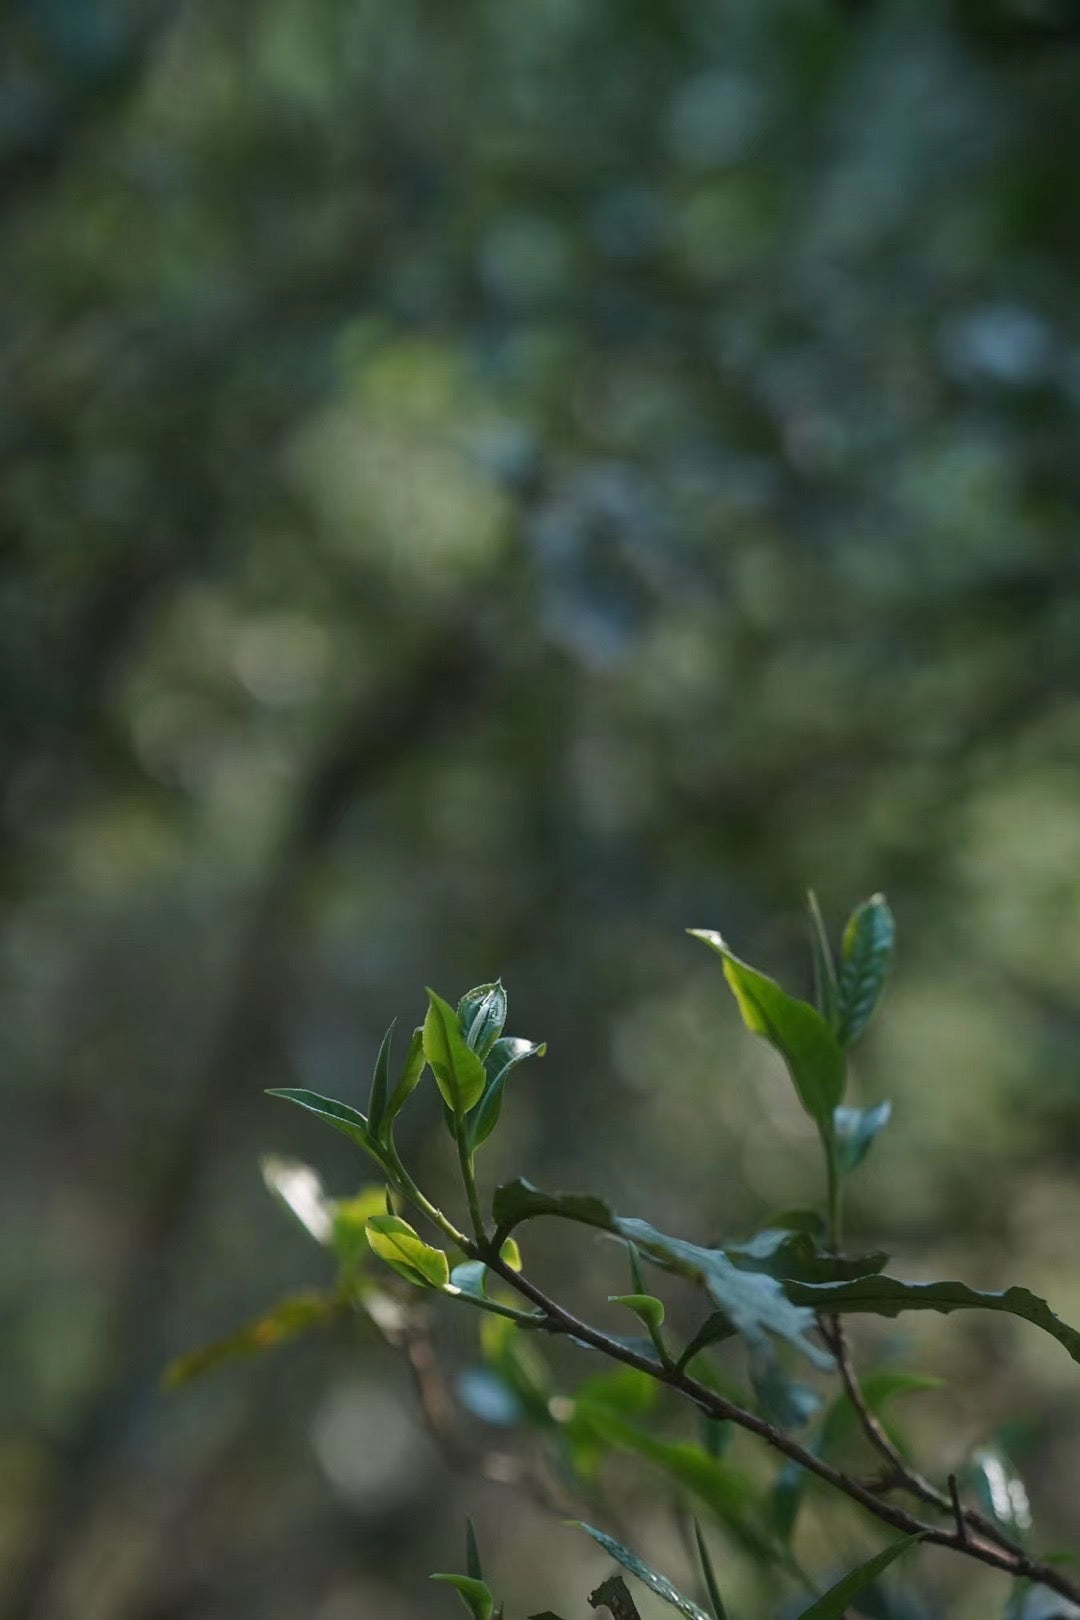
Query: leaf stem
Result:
<box><xmin>455</xmin><ymin>1125</ymin><xmax>488</xmax><ymax>1245</ymax></box>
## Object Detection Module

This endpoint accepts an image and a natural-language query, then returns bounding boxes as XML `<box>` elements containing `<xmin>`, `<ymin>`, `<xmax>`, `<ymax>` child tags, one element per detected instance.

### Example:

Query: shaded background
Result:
<box><xmin>2</xmin><ymin>0</ymin><xmax>1080</xmax><ymax>1615</ymax></box>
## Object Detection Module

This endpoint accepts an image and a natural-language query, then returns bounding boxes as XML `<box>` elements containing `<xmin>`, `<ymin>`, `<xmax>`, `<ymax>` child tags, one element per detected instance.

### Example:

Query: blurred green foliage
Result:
<box><xmin>1</xmin><ymin>1</ymin><xmax>1079</xmax><ymax>1617</ymax></box>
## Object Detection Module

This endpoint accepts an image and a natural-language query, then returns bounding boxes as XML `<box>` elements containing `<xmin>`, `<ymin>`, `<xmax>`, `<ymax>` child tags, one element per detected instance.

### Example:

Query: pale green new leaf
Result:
<box><xmin>431</xmin><ymin>1574</ymin><xmax>495</xmax><ymax>1620</ymax></box>
<box><xmin>689</xmin><ymin>930</ymin><xmax>846</xmax><ymax>1133</ymax></box>
<box><xmin>424</xmin><ymin>989</ymin><xmax>487</xmax><ymax>1115</ymax></box>
<box><xmin>366</xmin><ymin>1214</ymin><xmax>450</xmax><ymax>1289</ymax></box>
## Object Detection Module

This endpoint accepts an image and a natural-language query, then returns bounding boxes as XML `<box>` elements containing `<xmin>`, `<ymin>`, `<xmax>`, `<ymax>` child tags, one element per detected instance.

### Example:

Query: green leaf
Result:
<box><xmin>492</xmin><ymin>1178</ymin><xmax>614</xmax><ymax>1235</ymax></box>
<box><xmin>470</xmin><ymin>1037</ymin><xmax>547</xmax><ymax>1151</ymax></box>
<box><xmin>784</xmin><ymin>1275</ymin><xmax>1080</xmax><ymax>1368</ymax></box>
<box><xmin>577</xmin><ymin>1525</ymin><xmax>712</xmax><ymax>1620</ymax></box>
<box><xmin>617</xmin><ymin>1217</ymin><xmax>833</xmax><ymax>1370</ymax></box>
<box><xmin>833</xmin><ymin>1101</ymin><xmax>892</xmax><ymax>1175</ymax></box>
<box><xmin>727</xmin><ymin>1227</ymin><xmax>888</xmax><ymax>1284</ymax></box>
<box><xmin>689</xmin><ymin>930</ymin><xmax>846</xmax><ymax>1133</ymax></box>
<box><xmin>771</xmin><ymin>1459</ymin><xmax>805</xmax><ymax>1543</ymax></box>
<box><xmin>458</xmin><ymin>981</ymin><xmax>508</xmax><ymax>1059</ymax></box>
<box><xmin>796</xmin><ymin>1534</ymin><xmax>922</xmax><ymax>1619</ymax></box>
<box><xmin>465</xmin><ymin>1518</ymin><xmax>483</xmax><ymax>1582</ymax></box>
<box><xmin>970</xmin><ymin>1448</ymin><xmax>1032</xmax><ymax>1535</ymax></box>
<box><xmin>430</xmin><ymin>1574</ymin><xmax>495</xmax><ymax>1620</ymax></box>
<box><xmin>331</xmin><ymin>1187</ymin><xmax>393</xmax><ymax>1269</ymax></box>
<box><xmin>807</xmin><ymin>890</ymin><xmax>838</xmax><ymax>1031</ymax></box>
<box><xmin>385</xmin><ymin>1025</ymin><xmax>426</xmax><ymax>1125</ymax></box>
<box><xmin>424</xmin><ymin>989</ymin><xmax>488</xmax><ymax>1115</ymax></box>
<box><xmin>836</xmin><ymin>894</ymin><xmax>895</xmax><ymax>1048</ymax></box>
<box><xmin>266</xmin><ymin>1088</ymin><xmax>385</xmax><ymax>1165</ymax></box>
<box><xmin>693</xmin><ymin>1521</ymin><xmax>729</xmax><ymax>1620</ymax></box>
<box><xmin>589</xmin><ymin>1576</ymin><xmax>644</xmax><ymax>1619</ymax></box>
<box><xmin>366</xmin><ymin>1021</ymin><xmax>395</xmax><ymax>1144</ymax></box>
<box><xmin>260</xmin><ymin>1155</ymin><xmax>333</xmax><ymax>1244</ymax></box>
<box><xmin>366</xmin><ymin>1214</ymin><xmax>450</xmax><ymax>1289</ymax></box>
<box><xmin>677</xmin><ymin>1311</ymin><xmax>737</xmax><ymax>1372</ymax></box>
<box><xmin>164</xmin><ymin>1291</ymin><xmax>338</xmax><ymax>1387</ymax></box>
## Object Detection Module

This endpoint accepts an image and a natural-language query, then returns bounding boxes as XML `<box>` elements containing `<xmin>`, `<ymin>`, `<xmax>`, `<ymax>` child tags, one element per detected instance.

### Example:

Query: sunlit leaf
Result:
<box><xmin>260</xmin><ymin>1155</ymin><xmax>334</xmax><ymax>1244</ymax></box>
<box><xmin>834</xmin><ymin>1101</ymin><xmax>893</xmax><ymax>1176</ymax></box>
<box><xmin>618</xmin><ymin>1217</ymin><xmax>833</xmax><ymax>1370</ymax></box>
<box><xmin>385</xmin><ymin>1025</ymin><xmax>426</xmax><ymax>1126</ymax></box>
<box><xmin>366</xmin><ymin>1020</ymin><xmax>395</xmax><ymax>1144</ymax></box>
<box><xmin>796</xmin><ymin>1534</ymin><xmax>922</xmax><ymax>1618</ymax></box>
<box><xmin>164</xmin><ymin>1291</ymin><xmax>339</xmax><ymax>1387</ymax></box>
<box><xmin>492</xmin><ymin>1177</ymin><xmax>614</xmax><ymax>1234</ymax></box>
<box><xmin>431</xmin><ymin>1573</ymin><xmax>495</xmax><ymax>1620</ymax></box>
<box><xmin>470</xmin><ymin>1037</ymin><xmax>547</xmax><ymax>1150</ymax></box>
<box><xmin>970</xmin><ymin>1447</ymin><xmax>1032</xmax><ymax>1536</ymax></box>
<box><xmin>836</xmin><ymin>894</ymin><xmax>895</xmax><ymax>1049</ymax></box>
<box><xmin>689</xmin><ymin>930</ymin><xmax>846</xmax><ymax>1134</ymax></box>
<box><xmin>366</xmin><ymin>1214</ymin><xmax>450</xmax><ymax>1288</ymax></box>
<box><xmin>576</xmin><ymin>1524</ymin><xmax>712</xmax><ymax>1620</ymax></box>
<box><xmin>424</xmin><ymin>989</ymin><xmax>488</xmax><ymax>1115</ymax></box>
<box><xmin>458</xmin><ymin>981</ymin><xmax>508</xmax><ymax>1059</ymax></box>
<box><xmin>784</xmin><ymin>1275</ymin><xmax>1080</xmax><ymax>1368</ymax></box>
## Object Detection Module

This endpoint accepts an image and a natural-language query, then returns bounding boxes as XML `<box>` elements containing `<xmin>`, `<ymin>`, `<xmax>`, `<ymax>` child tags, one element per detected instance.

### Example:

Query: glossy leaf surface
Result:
<box><xmin>836</xmin><ymin>894</ymin><xmax>895</xmax><ymax>1048</ymax></box>
<box><xmin>576</xmin><ymin>1524</ymin><xmax>712</xmax><ymax>1620</ymax></box>
<box><xmin>266</xmin><ymin>1088</ymin><xmax>379</xmax><ymax>1159</ymax></box>
<box><xmin>689</xmin><ymin>930</ymin><xmax>845</xmax><ymax>1133</ymax></box>
<box><xmin>470</xmin><ymin>1037</ymin><xmax>546</xmax><ymax>1150</ymax></box>
<box><xmin>458</xmin><ymin>981</ymin><xmax>508</xmax><ymax>1059</ymax></box>
<box><xmin>365</xmin><ymin>1021</ymin><xmax>395</xmax><ymax>1143</ymax></box>
<box><xmin>618</xmin><ymin>1217</ymin><xmax>833</xmax><ymax>1369</ymax></box>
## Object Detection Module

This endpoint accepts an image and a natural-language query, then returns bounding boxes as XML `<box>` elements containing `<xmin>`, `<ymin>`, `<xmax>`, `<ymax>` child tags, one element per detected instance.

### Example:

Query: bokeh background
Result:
<box><xmin>3</xmin><ymin>1</ymin><xmax>1080</xmax><ymax>1616</ymax></box>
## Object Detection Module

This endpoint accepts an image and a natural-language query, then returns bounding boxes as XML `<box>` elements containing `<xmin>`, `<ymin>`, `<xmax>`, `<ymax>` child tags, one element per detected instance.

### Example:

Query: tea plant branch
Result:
<box><xmin>466</xmin><ymin>1242</ymin><xmax>1080</xmax><ymax>1605</ymax></box>
<box><xmin>820</xmin><ymin>1315</ymin><xmax>1022</xmax><ymax>1558</ymax></box>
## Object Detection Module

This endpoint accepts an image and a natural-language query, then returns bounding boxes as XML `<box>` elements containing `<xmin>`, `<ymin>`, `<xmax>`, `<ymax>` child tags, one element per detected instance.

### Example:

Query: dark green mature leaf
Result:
<box><xmin>431</xmin><ymin>1573</ymin><xmax>495</xmax><ymax>1620</ymax></box>
<box><xmin>836</xmin><ymin>894</ymin><xmax>895</xmax><ymax>1048</ymax></box>
<box><xmin>677</xmin><ymin>1311</ymin><xmax>737</xmax><ymax>1371</ymax></box>
<box><xmin>618</xmin><ymin>1218</ymin><xmax>833</xmax><ymax>1370</ymax></box>
<box><xmin>771</xmin><ymin>1459</ymin><xmax>806</xmax><ymax>1543</ymax></box>
<box><xmin>796</xmin><ymin>1534</ymin><xmax>922</xmax><ymax>1619</ymax></box>
<box><xmin>590</xmin><ymin>1576</ymin><xmax>644</xmax><ymax>1620</ymax></box>
<box><xmin>424</xmin><ymin>989</ymin><xmax>487</xmax><ymax>1114</ymax></box>
<box><xmin>366</xmin><ymin>1214</ymin><xmax>450</xmax><ymax>1288</ymax></box>
<box><xmin>470</xmin><ymin>1037</ymin><xmax>547</xmax><ymax>1150</ymax></box>
<box><xmin>807</xmin><ymin>890</ymin><xmax>839</xmax><ymax>1031</ymax></box>
<box><xmin>164</xmin><ymin>1291</ymin><xmax>339</xmax><ymax>1387</ymax></box>
<box><xmin>689</xmin><ymin>930</ymin><xmax>846</xmax><ymax>1134</ymax></box>
<box><xmin>458</xmin><ymin>982</ymin><xmax>508</xmax><ymax>1059</ymax></box>
<box><xmin>576</xmin><ymin>1524</ymin><xmax>712</xmax><ymax>1620</ymax></box>
<box><xmin>466</xmin><ymin>1519</ymin><xmax>483</xmax><ymax>1582</ymax></box>
<box><xmin>728</xmin><ymin>1227</ymin><xmax>888</xmax><ymax>1283</ymax></box>
<box><xmin>266</xmin><ymin>1088</ymin><xmax>384</xmax><ymax>1164</ymax></box>
<box><xmin>366</xmin><ymin>1021</ymin><xmax>395</xmax><ymax>1143</ymax></box>
<box><xmin>784</xmin><ymin>1276</ymin><xmax>1080</xmax><ymax>1368</ymax></box>
<box><xmin>834</xmin><ymin>1101</ymin><xmax>892</xmax><ymax>1175</ymax></box>
<box><xmin>492</xmin><ymin>1178</ymin><xmax>614</xmax><ymax>1234</ymax></box>
<box><xmin>386</xmin><ymin>1025</ymin><xmax>426</xmax><ymax>1125</ymax></box>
